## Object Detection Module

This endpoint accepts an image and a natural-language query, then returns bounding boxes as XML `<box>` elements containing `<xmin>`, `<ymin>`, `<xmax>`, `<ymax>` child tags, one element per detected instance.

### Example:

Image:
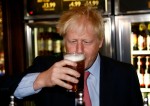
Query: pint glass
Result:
<box><xmin>64</xmin><ymin>53</ymin><xmax>85</xmax><ymax>92</ymax></box>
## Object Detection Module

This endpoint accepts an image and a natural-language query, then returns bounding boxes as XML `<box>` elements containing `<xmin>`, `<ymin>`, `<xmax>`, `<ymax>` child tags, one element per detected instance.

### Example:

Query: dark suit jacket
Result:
<box><xmin>11</xmin><ymin>54</ymin><xmax>143</xmax><ymax>106</ymax></box>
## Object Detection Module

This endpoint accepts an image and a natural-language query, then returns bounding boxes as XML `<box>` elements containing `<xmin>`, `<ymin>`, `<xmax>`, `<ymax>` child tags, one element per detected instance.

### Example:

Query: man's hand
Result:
<box><xmin>33</xmin><ymin>59</ymin><xmax>80</xmax><ymax>90</ymax></box>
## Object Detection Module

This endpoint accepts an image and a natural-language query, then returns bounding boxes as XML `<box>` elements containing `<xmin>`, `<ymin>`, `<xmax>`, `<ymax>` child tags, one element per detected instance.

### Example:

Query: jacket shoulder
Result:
<box><xmin>100</xmin><ymin>55</ymin><xmax>136</xmax><ymax>72</ymax></box>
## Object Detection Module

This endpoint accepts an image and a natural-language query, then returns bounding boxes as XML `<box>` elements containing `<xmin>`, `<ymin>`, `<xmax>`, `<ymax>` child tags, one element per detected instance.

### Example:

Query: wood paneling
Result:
<box><xmin>2</xmin><ymin>0</ymin><xmax>26</xmax><ymax>76</ymax></box>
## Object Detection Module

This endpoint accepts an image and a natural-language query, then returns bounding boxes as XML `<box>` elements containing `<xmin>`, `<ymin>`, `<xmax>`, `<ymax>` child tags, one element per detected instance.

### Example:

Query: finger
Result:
<box><xmin>55</xmin><ymin>60</ymin><xmax>77</xmax><ymax>67</ymax></box>
<box><xmin>60</xmin><ymin>74</ymin><xmax>79</xmax><ymax>84</ymax></box>
<box><xmin>55</xmin><ymin>79</ymin><xmax>72</xmax><ymax>89</ymax></box>
<box><xmin>48</xmin><ymin>67</ymin><xmax>79</xmax><ymax>87</ymax></box>
<box><xmin>62</xmin><ymin>67</ymin><xmax>80</xmax><ymax>78</ymax></box>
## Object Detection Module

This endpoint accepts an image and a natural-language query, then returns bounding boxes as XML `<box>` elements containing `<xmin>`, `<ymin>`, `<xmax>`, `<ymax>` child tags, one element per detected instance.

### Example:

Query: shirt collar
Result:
<box><xmin>87</xmin><ymin>54</ymin><xmax>100</xmax><ymax>80</ymax></box>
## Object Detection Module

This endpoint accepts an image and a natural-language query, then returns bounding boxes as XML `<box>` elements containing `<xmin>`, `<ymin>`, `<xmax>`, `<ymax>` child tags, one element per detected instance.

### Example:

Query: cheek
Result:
<box><xmin>65</xmin><ymin>44</ymin><xmax>76</xmax><ymax>53</ymax></box>
<box><xmin>84</xmin><ymin>46</ymin><xmax>99</xmax><ymax>68</ymax></box>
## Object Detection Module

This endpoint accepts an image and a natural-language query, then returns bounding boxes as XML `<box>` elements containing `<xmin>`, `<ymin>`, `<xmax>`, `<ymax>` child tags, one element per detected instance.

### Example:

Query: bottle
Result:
<box><xmin>147</xmin><ymin>23</ymin><xmax>150</xmax><ymax>50</ymax></box>
<box><xmin>76</xmin><ymin>92</ymin><xmax>85</xmax><ymax>106</ymax></box>
<box><xmin>147</xmin><ymin>34</ymin><xmax>150</xmax><ymax>50</ymax></box>
<box><xmin>146</xmin><ymin>56</ymin><xmax>150</xmax><ymax>72</ymax></box>
<box><xmin>9</xmin><ymin>95</ymin><xmax>17</xmax><ymax>106</ymax></box>
<box><xmin>138</xmin><ymin>56</ymin><xmax>146</xmax><ymax>74</ymax></box>
<box><xmin>52</xmin><ymin>32</ymin><xmax>63</xmax><ymax>57</ymax></box>
<box><xmin>146</xmin><ymin>56</ymin><xmax>150</xmax><ymax>88</ymax></box>
<box><xmin>131</xmin><ymin>24</ymin><xmax>138</xmax><ymax>50</ymax></box>
<box><xmin>137</xmin><ymin>56</ymin><xmax>146</xmax><ymax>88</ymax></box>
<box><xmin>45</xmin><ymin>27</ymin><xmax>53</xmax><ymax>56</ymax></box>
<box><xmin>131</xmin><ymin>32</ymin><xmax>138</xmax><ymax>50</ymax></box>
<box><xmin>37</xmin><ymin>28</ymin><xmax>45</xmax><ymax>56</ymax></box>
<box><xmin>138</xmin><ymin>23</ymin><xmax>147</xmax><ymax>50</ymax></box>
<box><xmin>137</xmin><ymin>68</ymin><xmax>145</xmax><ymax>88</ymax></box>
<box><xmin>143</xmin><ymin>96</ymin><xmax>149</xmax><ymax>106</ymax></box>
<box><xmin>132</xmin><ymin>56</ymin><xmax>138</xmax><ymax>70</ymax></box>
<box><xmin>144</xmin><ymin>69</ymin><xmax>150</xmax><ymax>88</ymax></box>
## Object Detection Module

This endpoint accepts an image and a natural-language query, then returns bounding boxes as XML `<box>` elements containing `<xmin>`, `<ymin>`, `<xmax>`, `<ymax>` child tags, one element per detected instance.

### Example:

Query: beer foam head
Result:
<box><xmin>64</xmin><ymin>53</ymin><xmax>85</xmax><ymax>62</ymax></box>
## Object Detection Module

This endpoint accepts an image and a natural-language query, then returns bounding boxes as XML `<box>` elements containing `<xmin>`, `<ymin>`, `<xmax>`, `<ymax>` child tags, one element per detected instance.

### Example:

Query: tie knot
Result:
<box><xmin>84</xmin><ymin>71</ymin><xmax>90</xmax><ymax>81</ymax></box>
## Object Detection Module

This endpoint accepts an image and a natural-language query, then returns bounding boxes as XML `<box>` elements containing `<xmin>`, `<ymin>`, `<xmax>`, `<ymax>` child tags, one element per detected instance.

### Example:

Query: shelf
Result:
<box><xmin>141</xmin><ymin>88</ymin><xmax>150</xmax><ymax>92</ymax></box>
<box><xmin>24</xmin><ymin>14</ymin><xmax>60</xmax><ymax>21</ymax></box>
<box><xmin>132</xmin><ymin>50</ymin><xmax>150</xmax><ymax>55</ymax></box>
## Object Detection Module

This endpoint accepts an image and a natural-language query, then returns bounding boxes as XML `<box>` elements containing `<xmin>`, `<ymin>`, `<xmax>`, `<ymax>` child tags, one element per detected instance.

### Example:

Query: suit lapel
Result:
<box><xmin>100</xmin><ymin>55</ymin><xmax>114</xmax><ymax>106</ymax></box>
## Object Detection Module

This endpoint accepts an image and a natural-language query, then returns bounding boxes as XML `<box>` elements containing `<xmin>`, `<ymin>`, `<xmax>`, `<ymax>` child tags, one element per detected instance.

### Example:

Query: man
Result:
<box><xmin>12</xmin><ymin>6</ymin><xmax>143</xmax><ymax>106</ymax></box>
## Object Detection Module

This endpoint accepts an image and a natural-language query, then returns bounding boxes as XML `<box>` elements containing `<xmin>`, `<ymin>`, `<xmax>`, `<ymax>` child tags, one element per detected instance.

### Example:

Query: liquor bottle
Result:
<box><xmin>144</xmin><ymin>55</ymin><xmax>150</xmax><ymax>88</ymax></box>
<box><xmin>131</xmin><ymin>24</ymin><xmax>138</xmax><ymax>50</ymax></box>
<box><xmin>143</xmin><ymin>96</ymin><xmax>149</xmax><ymax>106</ymax></box>
<box><xmin>147</xmin><ymin>23</ymin><xmax>150</xmax><ymax>50</ymax></box>
<box><xmin>144</xmin><ymin>68</ymin><xmax>150</xmax><ymax>88</ymax></box>
<box><xmin>52</xmin><ymin>32</ymin><xmax>63</xmax><ymax>57</ymax></box>
<box><xmin>147</xmin><ymin>35</ymin><xmax>150</xmax><ymax>51</ymax></box>
<box><xmin>138</xmin><ymin>56</ymin><xmax>146</xmax><ymax>74</ymax></box>
<box><xmin>137</xmin><ymin>56</ymin><xmax>146</xmax><ymax>88</ymax></box>
<box><xmin>45</xmin><ymin>27</ymin><xmax>53</xmax><ymax>56</ymax></box>
<box><xmin>132</xmin><ymin>56</ymin><xmax>138</xmax><ymax>70</ymax></box>
<box><xmin>146</xmin><ymin>56</ymin><xmax>150</xmax><ymax>72</ymax></box>
<box><xmin>131</xmin><ymin>32</ymin><xmax>138</xmax><ymax>50</ymax></box>
<box><xmin>75</xmin><ymin>92</ymin><xmax>85</xmax><ymax>106</ymax></box>
<box><xmin>37</xmin><ymin>28</ymin><xmax>45</xmax><ymax>56</ymax></box>
<box><xmin>137</xmin><ymin>68</ymin><xmax>145</xmax><ymax>88</ymax></box>
<box><xmin>138</xmin><ymin>23</ymin><xmax>147</xmax><ymax>50</ymax></box>
<box><xmin>146</xmin><ymin>56</ymin><xmax>150</xmax><ymax>88</ymax></box>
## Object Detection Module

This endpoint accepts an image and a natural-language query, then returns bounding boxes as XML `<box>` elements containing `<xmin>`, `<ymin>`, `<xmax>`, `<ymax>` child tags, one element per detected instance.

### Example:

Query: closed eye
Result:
<box><xmin>83</xmin><ymin>40</ymin><xmax>92</xmax><ymax>44</ymax></box>
<box><xmin>69</xmin><ymin>40</ymin><xmax>77</xmax><ymax>44</ymax></box>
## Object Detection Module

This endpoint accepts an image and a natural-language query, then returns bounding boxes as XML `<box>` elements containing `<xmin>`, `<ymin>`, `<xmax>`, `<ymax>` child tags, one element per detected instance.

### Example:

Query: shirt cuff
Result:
<box><xmin>14</xmin><ymin>73</ymin><xmax>41</xmax><ymax>99</ymax></box>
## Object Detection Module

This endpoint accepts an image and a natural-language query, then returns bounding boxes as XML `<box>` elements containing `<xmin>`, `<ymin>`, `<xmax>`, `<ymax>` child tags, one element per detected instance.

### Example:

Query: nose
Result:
<box><xmin>76</xmin><ymin>42</ymin><xmax>84</xmax><ymax>53</ymax></box>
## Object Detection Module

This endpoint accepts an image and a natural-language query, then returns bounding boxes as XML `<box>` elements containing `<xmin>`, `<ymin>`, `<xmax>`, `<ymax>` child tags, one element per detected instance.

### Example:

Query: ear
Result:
<box><xmin>99</xmin><ymin>37</ymin><xmax>104</xmax><ymax>48</ymax></box>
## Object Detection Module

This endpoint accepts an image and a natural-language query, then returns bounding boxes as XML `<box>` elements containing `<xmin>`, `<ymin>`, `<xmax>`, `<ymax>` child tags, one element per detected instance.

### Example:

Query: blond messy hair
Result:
<box><xmin>57</xmin><ymin>6</ymin><xmax>104</xmax><ymax>40</ymax></box>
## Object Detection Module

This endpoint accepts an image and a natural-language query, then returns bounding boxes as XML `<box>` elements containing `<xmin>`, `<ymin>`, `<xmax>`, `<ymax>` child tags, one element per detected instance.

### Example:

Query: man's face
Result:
<box><xmin>63</xmin><ymin>24</ymin><xmax>103</xmax><ymax>69</ymax></box>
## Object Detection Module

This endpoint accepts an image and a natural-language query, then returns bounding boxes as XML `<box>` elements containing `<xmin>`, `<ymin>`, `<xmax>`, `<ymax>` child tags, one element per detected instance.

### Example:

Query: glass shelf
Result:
<box><xmin>141</xmin><ymin>88</ymin><xmax>150</xmax><ymax>93</ymax></box>
<box><xmin>132</xmin><ymin>50</ymin><xmax>150</xmax><ymax>55</ymax></box>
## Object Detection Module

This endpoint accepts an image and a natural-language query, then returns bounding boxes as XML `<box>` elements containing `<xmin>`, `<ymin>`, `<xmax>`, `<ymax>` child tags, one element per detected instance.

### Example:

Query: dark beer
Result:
<box><xmin>64</xmin><ymin>53</ymin><xmax>85</xmax><ymax>92</ymax></box>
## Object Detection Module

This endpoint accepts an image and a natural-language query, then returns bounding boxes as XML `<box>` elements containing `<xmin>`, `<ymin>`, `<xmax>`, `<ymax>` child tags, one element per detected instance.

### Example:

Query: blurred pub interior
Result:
<box><xmin>0</xmin><ymin>0</ymin><xmax>150</xmax><ymax>106</ymax></box>
<box><xmin>0</xmin><ymin>0</ymin><xmax>25</xmax><ymax>105</ymax></box>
